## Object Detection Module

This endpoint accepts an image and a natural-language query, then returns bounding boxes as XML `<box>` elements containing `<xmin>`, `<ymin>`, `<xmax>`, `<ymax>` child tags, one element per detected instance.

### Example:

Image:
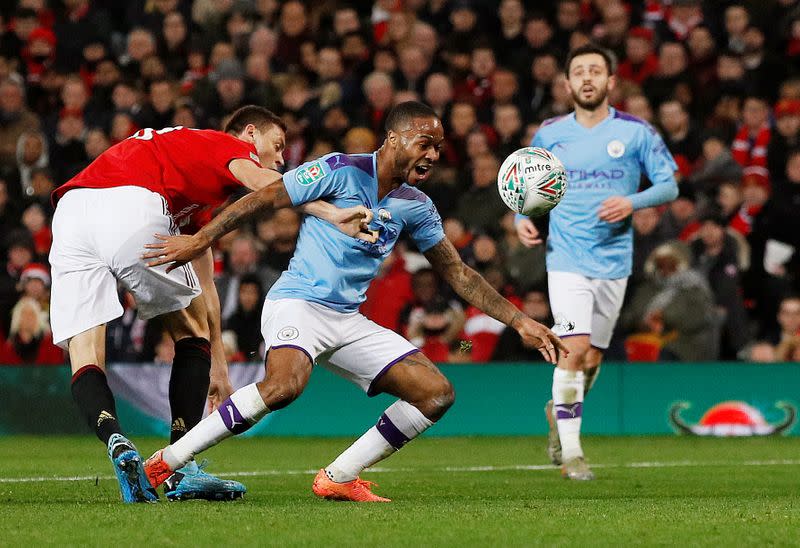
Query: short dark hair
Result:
<box><xmin>564</xmin><ymin>43</ymin><xmax>616</xmax><ymax>75</ymax></box>
<box><xmin>385</xmin><ymin>101</ymin><xmax>438</xmax><ymax>132</ymax></box>
<box><xmin>224</xmin><ymin>105</ymin><xmax>286</xmax><ymax>134</ymax></box>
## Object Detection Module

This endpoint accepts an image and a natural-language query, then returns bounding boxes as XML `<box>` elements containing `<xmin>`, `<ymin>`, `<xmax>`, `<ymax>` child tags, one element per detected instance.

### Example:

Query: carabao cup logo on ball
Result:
<box><xmin>497</xmin><ymin>147</ymin><xmax>567</xmax><ymax>217</ymax></box>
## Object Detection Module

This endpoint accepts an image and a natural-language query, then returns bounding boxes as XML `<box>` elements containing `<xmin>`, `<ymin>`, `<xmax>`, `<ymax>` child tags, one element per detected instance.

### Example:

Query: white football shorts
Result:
<box><xmin>49</xmin><ymin>186</ymin><xmax>201</xmax><ymax>347</ymax></box>
<box><xmin>261</xmin><ymin>298</ymin><xmax>419</xmax><ymax>395</ymax></box>
<box><xmin>547</xmin><ymin>271</ymin><xmax>628</xmax><ymax>350</ymax></box>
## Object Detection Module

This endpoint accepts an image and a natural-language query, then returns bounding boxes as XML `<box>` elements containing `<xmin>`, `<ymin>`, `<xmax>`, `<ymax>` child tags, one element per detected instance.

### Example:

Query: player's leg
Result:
<box><xmin>333</xmin><ymin>351</ymin><xmax>454</xmax><ymax>468</ymax></box>
<box><xmin>162</xmin><ymin>296</ymin><xmax>211</xmax><ymax>445</ymax></box>
<box><xmin>145</xmin><ymin>347</ymin><xmax>313</xmax><ymax>488</ymax></box>
<box><xmin>145</xmin><ymin>298</ymin><xmax>329</xmax><ymax>488</ymax></box>
<box><xmin>50</xmin><ymin>188</ymin><xmax>156</xmax><ymax>502</ymax></box>
<box><xmin>583</xmin><ymin>349</ymin><xmax>603</xmax><ymax>395</ymax></box>
<box><xmin>585</xmin><ymin>277</ymin><xmax>627</xmax><ymax>396</ymax></box>
<box><xmin>158</xmin><ymin>296</ymin><xmax>244</xmax><ymax>500</ymax></box>
<box><xmin>547</xmin><ymin>272</ymin><xmax>594</xmax><ymax>479</ymax></box>
<box><xmin>313</xmin><ymin>318</ymin><xmax>453</xmax><ymax>501</ymax></box>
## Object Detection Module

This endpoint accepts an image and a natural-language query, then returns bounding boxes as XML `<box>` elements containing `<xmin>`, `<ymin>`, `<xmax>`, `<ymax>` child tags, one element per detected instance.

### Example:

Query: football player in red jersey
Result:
<box><xmin>49</xmin><ymin>106</ymin><xmax>373</xmax><ymax>502</ymax></box>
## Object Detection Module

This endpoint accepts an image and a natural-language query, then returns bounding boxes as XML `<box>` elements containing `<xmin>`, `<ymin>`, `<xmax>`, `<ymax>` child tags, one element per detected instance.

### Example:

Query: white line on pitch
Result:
<box><xmin>2</xmin><ymin>459</ymin><xmax>800</xmax><ymax>484</ymax></box>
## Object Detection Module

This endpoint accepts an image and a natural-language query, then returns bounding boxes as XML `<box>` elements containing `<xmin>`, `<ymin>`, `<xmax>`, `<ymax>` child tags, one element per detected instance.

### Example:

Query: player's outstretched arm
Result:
<box><xmin>143</xmin><ymin>181</ymin><xmax>294</xmax><ymax>271</ymax></box>
<box><xmin>423</xmin><ymin>238</ymin><xmax>567</xmax><ymax>363</ymax></box>
<box><xmin>299</xmin><ymin>201</ymin><xmax>378</xmax><ymax>243</ymax></box>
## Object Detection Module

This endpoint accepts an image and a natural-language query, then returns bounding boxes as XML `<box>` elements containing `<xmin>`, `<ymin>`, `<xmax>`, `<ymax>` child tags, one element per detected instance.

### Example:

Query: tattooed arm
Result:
<box><xmin>423</xmin><ymin>238</ymin><xmax>567</xmax><ymax>363</ymax></box>
<box><xmin>142</xmin><ymin>181</ymin><xmax>294</xmax><ymax>271</ymax></box>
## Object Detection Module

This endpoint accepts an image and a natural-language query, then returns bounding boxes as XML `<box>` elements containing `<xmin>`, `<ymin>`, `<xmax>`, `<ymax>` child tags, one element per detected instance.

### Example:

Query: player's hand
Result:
<box><xmin>207</xmin><ymin>374</ymin><xmax>234</xmax><ymax>413</ymax></box>
<box><xmin>512</xmin><ymin>313</ymin><xmax>569</xmax><ymax>364</ymax></box>
<box><xmin>142</xmin><ymin>233</ymin><xmax>209</xmax><ymax>272</ymax></box>
<box><xmin>516</xmin><ymin>217</ymin><xmax>543</xmax><ymax>247</ymax></box>
<box><xmin>599</xmin><ymin>196</ymin><xmax>634</xmax><ymax>223</ymax></box>
<box><xmin>334</xmin><ymin>205</ymin><xmax>377</xmax><ymax>243</ymax></box>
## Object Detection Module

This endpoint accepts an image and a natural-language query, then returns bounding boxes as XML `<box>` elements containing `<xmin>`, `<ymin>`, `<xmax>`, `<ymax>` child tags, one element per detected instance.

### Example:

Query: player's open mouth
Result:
<box><xmin>414</xmin><ymin>164</ymin><xmax>432</xmax><ymax>179</ymax></box>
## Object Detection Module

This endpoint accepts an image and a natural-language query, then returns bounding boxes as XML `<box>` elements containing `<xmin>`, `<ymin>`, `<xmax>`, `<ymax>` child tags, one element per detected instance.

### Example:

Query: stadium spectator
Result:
<box><xmin>13</xmin><ymin>130</ymin><xmax>48</xmax><ymax>198</ymax></box>
<box><xmin>595</xmin><ymin>2</ymin><xmax>630</xmax><ymax>60</ymax></box>
<box><xmin>724</xmin><ymin>4</ymin><xmax>750</xmax><ymax>54</ymax></box>
<box><xmin>643</xmin><ymin>41</ymin><xmax>692</xmax><ymax>108</ymax></box>
<box><xmin>658</xmin><ymin>99</ymin><xmax>703</xmax><ymax>166</ymax></box>
<box><xmin>659</xmin><ymin>0</ymin><xmax>704</xmax><ymax>42</ymax></box>
<box><xmin>770</xmin><ymin>295</ymin><xmax>800</xmax><ymax>347</ymax></box>
<box><xmin>361</xmin><ymin>249</ymin><xmax>413</xmax><ymax>333</ymax></box>
<box><xmin>618</xmin><ymin>26</ymin><xmax>658</xmax><ymax>87</ymax></box>
<box><xmin>767</xmin><ymin>99</ymin><xmax>800</xmax><ymax>178</ymax></box>
<box><xmin>399</xmin><ymin>268</ymin><xmax>464</xmax><ymax>342</ymax></box>
<box><xmin>452</xmin><ymin>44</ymin><xmax>495</xmax><ymax>110</ymax></box>
<box><xmin>687</xmin><ymin>132</ymin><xmax>742</xmax><ymax>194</ymax></box>
<box><xmin>224</xmin><ymin>273</ymin><xmax>264</xmax><ymax>361</ymax></box>
<box><xmin>0</xmin><ymin>296</ymin><xmax>62</xmax><ymax>365</ymax></box>
<box><xmin>527</xmin><ymin>51</ymin><xmax>560</xmax><ymax>118</ymax></box>
<box><xmin>495</xmin><ymin>0</ymin><xmax>526</xmax><ymax>68</ymax></box>
<box><xmin>620</xmin><ymin>241</ymin><xmax>717</xmax><ymax>361</ymax></box>
<box><xmin>454</xmin><ymin>152</ymin><xmax>507</xmax><ymax>235</ymax></box>
<box><xmin>0</xmin><ymin>229</ymin><xmax>35</xmax><ymax>333</ymax></box>
<box><xmin>632</xmin><ymin>207</ymin><xmax>671</xmax><ymax>288</ymax></box>
<box><xmin>0</xmin><ymin>77</ymin><xmax>40</xmax><ymax>169</ymax></box>
<box><xmin>106</xmin><ymin>291</ymin><xmax>147</xmax><ymax>363</ymax></box>
<box><xmin>256</xmin><ymin>208</ymin><xmax>300</xmax><ymax>272</ymax></box>
<box><xmin>732</xmin><ymin>95</ymin><xmax>771</xmax><ymax>177</ymax></box>
<box><xmin>216</xmin><ymin>234</ymin><xmax>279</xmax><ymax>323</ymax></box>
<box><xmin>492</xmin><ymin>288</ymin><xmax>553</xmax><ymax>362</ymax></box>
<box><xmin>691</xmin><ymin>210</ymin><xmax>750</xmax><ymax>359</ymax></box>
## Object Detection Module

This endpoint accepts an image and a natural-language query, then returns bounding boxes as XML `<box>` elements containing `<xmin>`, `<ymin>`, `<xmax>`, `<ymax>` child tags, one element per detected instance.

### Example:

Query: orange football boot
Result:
<box><xmin>312</xmin><ymin>469</ymin><xmax>391</xmax><ymax>502</ymax></box>
<box><xmin>144</xmin><ymin>449</ymin><xmax>175</xmax><ymax>489</ymax></box>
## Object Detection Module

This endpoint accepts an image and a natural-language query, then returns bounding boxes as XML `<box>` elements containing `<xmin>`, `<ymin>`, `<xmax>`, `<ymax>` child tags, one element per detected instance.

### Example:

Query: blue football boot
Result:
<box><xmin>164</xmin><ymin>460</ymin><xmax>246</xmax><ymax>501</ymax></box>
<box><xmin>107</xmin><ymin>433</ymin><xmax>159</xmax><ymax>503</ymax></box>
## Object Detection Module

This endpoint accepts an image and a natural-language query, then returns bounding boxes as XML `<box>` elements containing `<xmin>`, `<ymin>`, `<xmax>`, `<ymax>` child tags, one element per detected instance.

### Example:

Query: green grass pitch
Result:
<box><xmin>1</xmin><ymin>436</ymin><xmax>798</xmax><ymax>546</ymax></box>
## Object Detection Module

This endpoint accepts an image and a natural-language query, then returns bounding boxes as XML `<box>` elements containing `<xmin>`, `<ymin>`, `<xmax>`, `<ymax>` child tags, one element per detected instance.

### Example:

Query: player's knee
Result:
<box><xmin>565</xmin><ymin>338</ymin><xmax>592</xmax><ymax>362</ymax></box>
<box><xmin>256</xmin><ymin>360</ymin><xmax>310</xmax><ymax>410</ymax></box>
<box><xmin>424</xmin><ymin>377</ymin><xmax>455</xmax><ymax>420</ymax></box>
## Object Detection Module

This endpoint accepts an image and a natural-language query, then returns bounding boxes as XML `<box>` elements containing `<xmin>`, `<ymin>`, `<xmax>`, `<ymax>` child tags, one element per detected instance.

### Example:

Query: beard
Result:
<box><xmin>571</xmin><ymin>84</ymin><xmax>608</xmax><ymax>111</ymax></box>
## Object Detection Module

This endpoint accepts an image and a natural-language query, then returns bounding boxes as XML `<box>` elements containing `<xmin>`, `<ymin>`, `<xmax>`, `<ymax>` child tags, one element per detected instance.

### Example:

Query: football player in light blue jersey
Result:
<box><xmin>142</xmin><ymin>102</ymin><xmax>567</xmax><ymax>502</ymax></box>
<box><xmin>516</xmin><ymin>44</ymin><xmax>678</xmax><ymax>480</ymax></box>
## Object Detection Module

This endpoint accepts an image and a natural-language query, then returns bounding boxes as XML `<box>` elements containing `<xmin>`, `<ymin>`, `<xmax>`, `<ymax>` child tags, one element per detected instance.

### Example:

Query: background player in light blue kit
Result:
<box><xmin>516</xmin><ymin>44</ymin><xmax>679</xmax><ymax>480</ymax></box>
<box><xmin>142</xmin><ymin>102</ymin><xmax>567</xmax><ymax>502</ymax></box>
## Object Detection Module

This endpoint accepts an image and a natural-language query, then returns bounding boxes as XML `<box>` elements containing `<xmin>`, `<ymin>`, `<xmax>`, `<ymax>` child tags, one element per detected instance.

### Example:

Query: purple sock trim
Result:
<box><xmin>559</xmin><ymin>333</ymin><xmax>590</xmax><ymax>339</ymax></box>
<box><xmin>555</xmin><ymin>402</ymin><xmax>583</xmax><ymax>420</ymax></box>
<box><xmin>219</xmin><ymin>397</ymin><xmax>250</xmax><ymax>435</ymax></box>
<box><xmin>375</xmin><ymin>413</ymin><xmax>410</xmax><ymax>450</ymax></box>
<box><xmin>367</xmin><ymin>348</ymin><xmax>420</xmax><ymax>397</ymax></box>
<box><xmin>270</xmin><ymin>344</ymin><xmax>314</xmax><ymax>366</ymax></box>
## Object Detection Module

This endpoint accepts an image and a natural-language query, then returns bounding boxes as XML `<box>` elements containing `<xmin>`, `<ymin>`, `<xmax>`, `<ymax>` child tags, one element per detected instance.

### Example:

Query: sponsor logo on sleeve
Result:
<box><xmin>295</xmin><ymin>161</ymin><xmax>327</xmax><ymax>185</ymax></box>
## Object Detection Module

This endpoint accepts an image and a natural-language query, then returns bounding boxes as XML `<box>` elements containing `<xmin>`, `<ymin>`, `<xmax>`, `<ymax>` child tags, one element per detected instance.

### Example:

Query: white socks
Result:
<box><xmin>163</xmin><ymin>383</ymin><xmax>268</xmax><ymax>469</ymax></box>
<box><xmin>552</xmin><ymin>368</ymin><xmax>585</xmax><ymax>462</ymax></box>
<box><xmin>325</xmin><ymin>400</ymin><xmax>434</xmax><ymax>483</ymax></box>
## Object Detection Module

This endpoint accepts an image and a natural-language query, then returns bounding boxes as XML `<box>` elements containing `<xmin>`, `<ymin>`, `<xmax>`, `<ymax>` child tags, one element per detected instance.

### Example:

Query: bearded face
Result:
<box><xmin>565</xmin><ymin>53</ymin><xmax>614</xmax><ymax>112</ymax></box>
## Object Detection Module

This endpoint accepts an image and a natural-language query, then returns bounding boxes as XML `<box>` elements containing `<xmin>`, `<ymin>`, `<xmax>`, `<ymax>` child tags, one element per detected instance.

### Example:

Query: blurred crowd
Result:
<box><xmin>0</xmin><ymin>0</ymin><xmax>798</xmax><ymax>365</ymax></box>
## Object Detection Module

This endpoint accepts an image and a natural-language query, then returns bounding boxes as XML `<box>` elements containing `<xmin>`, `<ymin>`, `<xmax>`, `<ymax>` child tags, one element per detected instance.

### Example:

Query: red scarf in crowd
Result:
<box><xmin>731</xmin><ymin>124</ymin><xmax>771</xmax><ymax>172</ymax></box>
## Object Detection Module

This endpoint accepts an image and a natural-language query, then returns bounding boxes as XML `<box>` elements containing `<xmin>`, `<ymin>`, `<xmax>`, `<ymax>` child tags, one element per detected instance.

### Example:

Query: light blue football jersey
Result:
<box><xmin>268</xmin><ymin>152</ymin><xmax>445</xmax><ymax>312</ymax></box>
<box><xmin>522</xmin><ymin>107</ymin><xmax>678</xmax><ymax>279</ymax></box>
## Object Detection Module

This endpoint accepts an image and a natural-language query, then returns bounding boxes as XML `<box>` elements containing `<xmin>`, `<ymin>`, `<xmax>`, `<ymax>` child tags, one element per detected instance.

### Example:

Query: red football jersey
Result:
<box><xmin>53</xmin><ymin>127</ymin><xmax>260</xmax><ymax>225</ymax></box>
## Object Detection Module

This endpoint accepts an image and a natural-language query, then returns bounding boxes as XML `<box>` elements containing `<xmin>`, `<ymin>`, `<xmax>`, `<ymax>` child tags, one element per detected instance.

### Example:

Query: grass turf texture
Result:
<box><xmin>1</xmin><ymin>436</ymin><xmax>798</xmax><ymax>546</ymax></box>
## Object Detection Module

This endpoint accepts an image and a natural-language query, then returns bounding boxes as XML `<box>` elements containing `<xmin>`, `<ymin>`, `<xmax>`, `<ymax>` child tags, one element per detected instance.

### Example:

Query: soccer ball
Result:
<box><xmin>497</xmin><ymin>147</ymin><xmax>568</xmax><ymax>217</ymax></box>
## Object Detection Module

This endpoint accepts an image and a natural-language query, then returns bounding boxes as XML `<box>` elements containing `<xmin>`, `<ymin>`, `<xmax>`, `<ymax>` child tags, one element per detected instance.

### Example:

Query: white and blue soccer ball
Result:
<box><xmin>497</xmin><ymin>147</ymin><xmax>568</xmax><ymax>217</ymax></box>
